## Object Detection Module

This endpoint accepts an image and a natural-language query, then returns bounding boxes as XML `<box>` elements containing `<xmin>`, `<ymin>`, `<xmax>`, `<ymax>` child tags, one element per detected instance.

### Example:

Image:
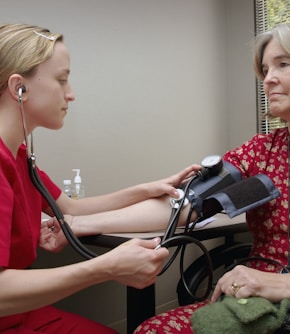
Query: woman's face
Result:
<box><xmin>24</xmin><ymin>41</ymin><xmax>75</xmax><ymax>131</ymax></box>
<box><xmin>262</xmin><ymin>38</ymin><xmax>290</xmax><ymax>122</ymax></box>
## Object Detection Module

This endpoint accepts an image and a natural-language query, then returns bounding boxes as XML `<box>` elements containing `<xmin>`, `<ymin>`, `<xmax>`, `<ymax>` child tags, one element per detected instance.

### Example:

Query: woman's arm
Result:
<box><xmin>42</xmin><ymin>195</ymin><xmax>193</xmax><ymax>245</ymax></box>
<box><xmin>70</xmin><ymin>196</ymin><xmax>173</xmax><ymax>235</ymax></box>
<box><xmin>41</xmin><ymin>165</ymin><xmax>200</xmax><ymax>239</ymax></box>
<box><xmin>0</xmin><ymin>237</ymin><xmax>169</xmax><ymax>317</ymax></box>
<box><xmin>56</xmin><ymin>164</ymin><xmax>200</xmax><ymax>216</ymax></box>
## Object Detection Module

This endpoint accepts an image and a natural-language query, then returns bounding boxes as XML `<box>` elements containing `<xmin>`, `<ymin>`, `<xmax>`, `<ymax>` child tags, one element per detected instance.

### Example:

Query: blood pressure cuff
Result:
<box><xmin>203</xmin><ymin>173</ymin><xmax>280</xmax><ymax>218</ymax></box>
<box><xmin>185</xmin><ymin>160</ymin><xmax>280</xmax><ymax>220</ymax></box>
<box><xmin>186</xmin><ymin>161</ymin><xmax>243</xmax><ymax>217</ymax></box>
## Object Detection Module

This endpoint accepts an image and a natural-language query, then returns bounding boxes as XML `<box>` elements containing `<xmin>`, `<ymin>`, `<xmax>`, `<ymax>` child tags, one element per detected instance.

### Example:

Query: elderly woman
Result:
<box><xmin>133</xmin><ymin>22</ymin><xmax>290</xmax><ymax>334</ymax></box>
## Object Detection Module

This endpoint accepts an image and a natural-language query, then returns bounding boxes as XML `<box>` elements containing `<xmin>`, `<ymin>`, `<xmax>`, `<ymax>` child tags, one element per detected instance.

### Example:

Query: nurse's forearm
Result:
<box><xmin>0</xmin><ymin>260</ymin><xmax>105</xmax><ymax>316</ymax></box>
<box><xmin>0</xmin><ymin>238</ymin><xmax>168</xmax><ymax>317</ymax></box>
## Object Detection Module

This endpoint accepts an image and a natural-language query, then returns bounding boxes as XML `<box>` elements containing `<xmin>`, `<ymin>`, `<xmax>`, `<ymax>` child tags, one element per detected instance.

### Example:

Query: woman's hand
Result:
<box><xmin>211</xmin><ymin>265</ymin><xmax>288</xmax><ymax>303</ymax></box>
<box><xmin>39</xmin><ymin>217</ymin><xmax>69</xmax><ymax>252</ymax></box>
<box><xmin>144</xmin><ymin>164</ymin><xmax>201</xmax><ymax>199</ymax></box>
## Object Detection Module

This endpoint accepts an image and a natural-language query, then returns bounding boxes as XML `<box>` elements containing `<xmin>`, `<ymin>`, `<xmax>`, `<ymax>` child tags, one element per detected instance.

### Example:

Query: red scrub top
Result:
<box><xmin>0</xmin><ymin>139</ymin><xmax>61</xmax><ymax>330</ymax></box>
<box><xmin>0</xmin><ymin>139</ymin><xmax>61</xmax><ymax>269</ymax></box>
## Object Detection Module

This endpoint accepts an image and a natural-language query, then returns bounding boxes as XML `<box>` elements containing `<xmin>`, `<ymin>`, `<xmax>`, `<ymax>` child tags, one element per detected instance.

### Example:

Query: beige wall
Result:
<box><xmin>1</xmin><ymin>0</ymin><xmax>255</xmax><ymax>332</ymax></box>
<box><xmin>227</xmin><ymin>0</ymin><xmax>256</xmax><ymax>149</ymax></box>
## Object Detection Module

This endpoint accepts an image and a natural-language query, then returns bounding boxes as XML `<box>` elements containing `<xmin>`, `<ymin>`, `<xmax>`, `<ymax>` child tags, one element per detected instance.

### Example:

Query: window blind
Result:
<box><xmin>255</xmin><ymin>0</ymin><xmax>290</xmax><ymax>133</ymax></box>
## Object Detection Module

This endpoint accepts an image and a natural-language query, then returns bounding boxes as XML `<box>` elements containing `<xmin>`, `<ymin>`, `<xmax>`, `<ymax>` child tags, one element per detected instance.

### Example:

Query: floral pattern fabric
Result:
<box><xmin>223</xmin><ymin>127</ymin><xmax>289</xmax><ymax>271</ymax></box>
<box><xmin>134</xmin><ymin>127</ymin><xmax>289</xmax><ymax>333</ymax></box>
<box><xmin>133</xmin><ymin>302</ymin><xmax>208</xmax><ymax>334</ymax></box>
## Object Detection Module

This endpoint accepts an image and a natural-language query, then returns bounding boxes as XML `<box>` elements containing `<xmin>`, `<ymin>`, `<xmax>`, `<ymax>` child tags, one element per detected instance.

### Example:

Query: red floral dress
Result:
<box><xmin>134</xmin><ymin>127</ymin><xmax>289</xmax><ymax>334</ymax></box>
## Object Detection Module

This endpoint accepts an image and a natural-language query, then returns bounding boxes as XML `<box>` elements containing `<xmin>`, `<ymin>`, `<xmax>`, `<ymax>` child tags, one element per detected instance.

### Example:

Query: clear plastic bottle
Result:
<box><xmin>62</xmin><ymin>179</ymin><xmax>73</xmax><ymax>198</ymax></box>
<box><xmin>72</xmin><ymin>169</ymin><xmax>85</xmax><ymax>199</ymax></box>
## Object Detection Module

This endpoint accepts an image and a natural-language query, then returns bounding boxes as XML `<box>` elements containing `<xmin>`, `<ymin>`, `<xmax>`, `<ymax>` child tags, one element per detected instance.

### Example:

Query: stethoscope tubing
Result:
<box><xmin>28</xmin><ymin>143</ymin><xmax>216</xmax><ymax>301</ymax></box>
<box><xmin>28</xmin><ymin>156</ymin><xmax>97</xmax><ymax>259</ymax></box>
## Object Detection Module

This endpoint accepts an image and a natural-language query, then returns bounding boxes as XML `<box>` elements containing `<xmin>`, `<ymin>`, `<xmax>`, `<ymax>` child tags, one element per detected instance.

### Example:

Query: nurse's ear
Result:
<box><xmin>7</xmin><ymin>74</ymin><xmax>28</xmax><ymax>102</ymax></box>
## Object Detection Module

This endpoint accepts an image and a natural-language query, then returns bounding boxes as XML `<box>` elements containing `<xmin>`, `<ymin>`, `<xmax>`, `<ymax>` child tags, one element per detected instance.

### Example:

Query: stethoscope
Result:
<box><xmin>19</xmin><ymin>84</ymin><xmax>212</xmax><ymax>264</ymax></box>
<box><xmin>18</xmin><ymin>86</ymin><xmax>221</xmax><ymax>299</ymax></box>
<box><xmin>18</xmin><ymin>86</ymin><xmax>98</xmax><ymax>259</ymax></box>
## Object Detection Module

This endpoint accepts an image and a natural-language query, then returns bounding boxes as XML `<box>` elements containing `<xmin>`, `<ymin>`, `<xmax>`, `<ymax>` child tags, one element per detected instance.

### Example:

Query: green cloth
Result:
<box><xmin>191</xmin><ymin>296</ymin><xmax>290</xmax><ymax>334</ymax></box>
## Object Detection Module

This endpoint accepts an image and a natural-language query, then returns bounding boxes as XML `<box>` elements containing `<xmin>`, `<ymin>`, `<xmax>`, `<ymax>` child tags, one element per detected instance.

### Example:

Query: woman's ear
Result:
<box><xmin>7</xmin><ymin>74</ymin><xmax>27</xmax><ymax>102</ymax></box>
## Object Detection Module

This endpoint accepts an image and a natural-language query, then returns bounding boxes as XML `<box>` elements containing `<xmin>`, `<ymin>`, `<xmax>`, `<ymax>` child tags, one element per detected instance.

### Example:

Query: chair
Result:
<box><xmin>176</xmin><ymin>242</ymin><xmax>252</xmax><ymax>306</ymax></box>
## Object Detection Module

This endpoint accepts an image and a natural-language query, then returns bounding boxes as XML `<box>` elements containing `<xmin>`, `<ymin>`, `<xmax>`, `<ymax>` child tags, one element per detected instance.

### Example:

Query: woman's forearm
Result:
<box><xmin>71</xmin><ymin>196</ymin><xmax>194</xmax><ymax>236</ymax></box>
<box><xmin>68</xmin><ymin>183</ymin><xmax>154</xmax><ymax>215</ymax></box>
<box><xmin>72</xmin><ymin>197</ymin><xmax>171</xmax><ymax>235</ymax></box>
<box><xmin>58</xmin><ymin>164</ymin><xmax>199</xmax><ymax>216</ymax></box>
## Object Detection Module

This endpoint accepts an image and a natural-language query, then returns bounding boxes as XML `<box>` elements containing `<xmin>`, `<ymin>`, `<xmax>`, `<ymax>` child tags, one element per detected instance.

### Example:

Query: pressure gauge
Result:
<box><xmin>201</xmin><ymin>155</ymin><xmax>223</xmax><ymax>176</ymax></box>
<box><xmin>201</xmin><ymin>155</ymin><xmax>222</xmax><ymax>168</ymax></box>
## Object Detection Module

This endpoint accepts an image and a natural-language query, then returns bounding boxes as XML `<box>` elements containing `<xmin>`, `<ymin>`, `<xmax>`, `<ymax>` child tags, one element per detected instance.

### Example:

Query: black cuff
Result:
<box><xmin>202</xmin><ymin>174</ymin><xmax>280</xmax><ymax>218</ymax></box>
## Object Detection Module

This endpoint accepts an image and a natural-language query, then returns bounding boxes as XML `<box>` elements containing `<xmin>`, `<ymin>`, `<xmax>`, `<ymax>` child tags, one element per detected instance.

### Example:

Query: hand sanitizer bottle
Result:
<box><xmin>72</xmin><ymin>169</ymin><xmax>85</xmax><ymax>199</ymax></box>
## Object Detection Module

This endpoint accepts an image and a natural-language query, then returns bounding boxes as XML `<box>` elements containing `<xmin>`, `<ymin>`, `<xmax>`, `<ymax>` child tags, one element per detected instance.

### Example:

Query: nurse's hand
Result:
<box><xmin>103</xmin><ymin>237</ymin><xmax>169</xmax><ymax>289</ymax></box>
<box><xmin>39</xmin><ymin>217</ymin><xmax>68</xmax><ymax>252</ymax></box>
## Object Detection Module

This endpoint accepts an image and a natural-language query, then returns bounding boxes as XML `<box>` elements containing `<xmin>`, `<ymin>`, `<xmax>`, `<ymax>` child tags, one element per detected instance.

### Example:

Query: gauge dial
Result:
<box><xmin>201</xmin><ymin>155</ymin><xmax>222</xmax><ymax>168</ymax></box>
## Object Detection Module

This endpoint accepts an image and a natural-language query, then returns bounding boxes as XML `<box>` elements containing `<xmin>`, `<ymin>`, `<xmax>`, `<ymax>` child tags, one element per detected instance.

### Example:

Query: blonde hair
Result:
<box><xmin>254</xmin><ymin>23</ymin><xmax>290</xmax><ymax>80</ymax></box>
<box><xmin>0</xmin><ymin>24</ymin><xmax>63</xmax><ymax>95</ymax></box>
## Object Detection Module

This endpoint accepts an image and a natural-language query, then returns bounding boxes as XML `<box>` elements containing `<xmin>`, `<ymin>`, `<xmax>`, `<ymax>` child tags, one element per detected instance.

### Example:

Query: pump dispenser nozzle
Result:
<box><xmin>72</xmin><ymin>169</ymin><xmax>85</xmax><ymax>199</ymax></box>
<box><xmin>72</xmin><ymin>169</ymin><xmax>81</xmax><ymax>184</ymax></box>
